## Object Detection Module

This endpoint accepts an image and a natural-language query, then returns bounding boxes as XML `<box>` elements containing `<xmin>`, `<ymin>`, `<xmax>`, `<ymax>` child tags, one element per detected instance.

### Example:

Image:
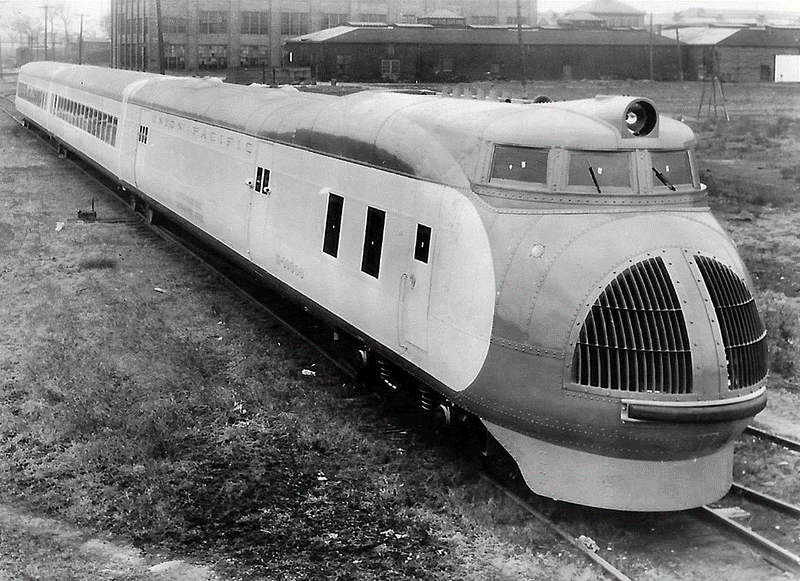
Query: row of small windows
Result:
<box><xmin>17</xmin><ymin>82</ymin><xmax>47</xmax><ymax>109</ymax></box>
<box><xmin>490</xmin><ymin>145</ymin><xmax>693</xmax><ymax>192</ymax></box>
<box><xmin>323</xmin><ymin>193</ymin><xmax>431</xmax><ymax>279</ymax></box>
<box><xmin>52</xmin><ymin>94</ymin><xmax>119</xmax><ymax>146</ymax></box>
<box><xmin>157</xmin><ymin>44</ymin><xmax>270</xmax><ymax>71</ymax></box>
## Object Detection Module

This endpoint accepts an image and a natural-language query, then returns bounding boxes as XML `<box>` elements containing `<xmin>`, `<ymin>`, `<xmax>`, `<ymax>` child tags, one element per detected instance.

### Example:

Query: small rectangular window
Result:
<box><xmin>491</xmin><ymin>146</ymin><xmax>548</xmax><ymax>184</ymax></box>
<box><xmin>322</xmin><ymin>193</ymin><xmax>344</xmax><ymax>257</ymax></box>
<box><xmin>138</xmin><ymin>125</ymin><xmax>148</xmax><ymax>144</ymax></box>
<box><xmin>414</xmin><ymin>224</ymin><xmax>431</xmax><ymax>264</ymax></box>
<box><xmin>361</xmin><ymin>207</ymin><xmax>385</xmax><ymax>278</ymax></box>
<box><xmin>255</xmin><ymin>166</ymin><xmax>270</xmax><ymax>194</ymax></box>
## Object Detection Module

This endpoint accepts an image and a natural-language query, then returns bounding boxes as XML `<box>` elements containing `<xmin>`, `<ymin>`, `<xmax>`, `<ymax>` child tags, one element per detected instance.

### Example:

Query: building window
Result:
<box><xmin>506</xmin><ymin>16</ymin><xmax>529</xmax><ymax>26</ymax></box>
<box><xmin>442</xmin><ymin>58</ymin><xmax>454</xmax><ymax>73</ymax></box>
<box><xmin>414</xmin><ymin>224</ymin><xmax>431</xmax><ymax>264</ymax></box>
<box><xmin>471</xmin><ymin>15</ymin><xmax>498</xmax><ymax>25</ymax></box>
<box><xmin>322</xmin><ymin>193</ymin><xmax>344</xmax><ymax>258</ymax></box>
<box><xmin>241</xmin><ymin>11</ymin><xmax>270</xmax><ymax>35</ymax></box>
<box><xmin>240</xmin><ymin>45</ymin><xmax>269</xmax><ymax>67</ymax></box>
<box><xmin>381</xmin><ymin>59</ymin><xmax>400</xmax><ymax>75</ymax></box>
<box><xmin>400</xmin><ymin>14</ymin><xmax>417</xmax><ymax>24</ymax></box>
<box><xmin>336</xmin><ymin>53</ymin><xmax>352</xmax><ymax>76</ymax></box>
<box><xmin>322</xmin><ymin>13</ymin><xmax>348</xmax><ymax>29</ymax></box>
<box><xmin>281</xmin><ymin>12</ymin><xmax>310</xmax><ymax>35</ymax></box>
<box><xmin>163</xmin><ymin>44</ymin><xmax>186</xmax><ymax>70</ymax></box>
<box><xmin>162</xmin><ymin>16</ymin><xmax>187</xmax><ymax>34</ymax></box>
<box><xmin>361</xmin><ymin>207</ymin><xmax>385</xmax><ymax>278</ymax></box>
<box><xmin>199</xmin><ymin>10</ymin><xmax>228</xmax><ymax>34</ymax></box>
<box><xmin>358</xmin><ymin>13</ymin><xmax>385</xmax><ymax>23</ymax></box>
<box><xmin>198</xmin><ymin>44</ymin><xmax>228</xmax><ymax>70</ymax></box>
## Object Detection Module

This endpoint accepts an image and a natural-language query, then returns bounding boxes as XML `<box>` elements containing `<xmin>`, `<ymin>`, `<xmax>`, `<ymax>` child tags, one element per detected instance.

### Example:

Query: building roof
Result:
<box><xmin>662</xmin><ymin>26</ymin><xmax>800</xmax><ymax>46</ymax></box>
<box><xmin>419</xmin><ymin>9</ymin><xmax>463</xmax><ymax>20</ymax></box>
<box><xmin>661</xmin><ymin>27</ymin><xmax>742</xmax><ymax>45</ymax></box>
<box><xmin>572</xmin><ymin>0</ymin><xmax>645</xmax><ymax>16</ymax></box>
<box><xmin>291</xmin><ymin>25</ymin><xmax>680</xmax><ymax>46</ymax></box>
<box><xmin>559</xmin><ymin>12</ymin><xmax>605</xmax><ymax>22</ymax></box>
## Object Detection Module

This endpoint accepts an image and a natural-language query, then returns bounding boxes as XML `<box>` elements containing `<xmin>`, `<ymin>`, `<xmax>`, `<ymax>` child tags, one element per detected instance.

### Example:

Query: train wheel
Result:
<box><xmin>128</xmin><ymin>192</ymin><xmax>137</xmax><ymax>211</ymax></box>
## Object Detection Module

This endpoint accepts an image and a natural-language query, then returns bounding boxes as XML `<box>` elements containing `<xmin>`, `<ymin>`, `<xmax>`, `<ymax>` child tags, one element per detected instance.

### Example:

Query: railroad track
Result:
<box><xmin>6</xmin><ymin>93</ymin><xmax>800</xmax><ymax>581</ymax></box>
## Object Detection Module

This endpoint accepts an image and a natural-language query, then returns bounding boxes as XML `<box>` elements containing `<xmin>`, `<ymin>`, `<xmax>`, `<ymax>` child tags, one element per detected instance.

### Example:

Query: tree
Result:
<box><xmin>52</xmin><ymin>1</ymin><xmax>72</xmax><ymax>60</ymax></box>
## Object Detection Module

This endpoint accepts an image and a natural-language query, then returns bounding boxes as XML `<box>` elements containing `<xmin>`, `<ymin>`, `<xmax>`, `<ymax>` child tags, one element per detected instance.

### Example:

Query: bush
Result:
<box><xmin>758</xmin><ymin>292</ymin><xmax>800</xmax><ymax>380</ymax></box>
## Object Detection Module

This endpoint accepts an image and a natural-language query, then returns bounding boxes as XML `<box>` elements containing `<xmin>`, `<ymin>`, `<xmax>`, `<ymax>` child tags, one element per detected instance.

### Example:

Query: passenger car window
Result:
<box><xmin>361</xmin><ymin>207</ymin><xmax>385</xmax><ymax>278</ymax></box>
<box><xmin>414</xmin><ymin>224</ymin><xmax>431</xmax><ymax>264</ymax></box>
<box><xmin>322</xmin><ymin>193</ymin><xmax>344</xmax><ymax>258</ymax></box>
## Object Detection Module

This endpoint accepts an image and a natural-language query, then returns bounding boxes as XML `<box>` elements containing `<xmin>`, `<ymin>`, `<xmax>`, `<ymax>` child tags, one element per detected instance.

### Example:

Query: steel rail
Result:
<box><xmin>146</xmin><ymin>220</ymin><xmax>358</xmax><ymax>381</ymax></box>
<box><xmin>745</xmin><ymin>425</ymin><xmax>800</xmax><ymax>453</ymax></box>
<box><xmin>730</xmin><ymin>482</ymin><xmax>800</xmax><ymax>518</ymax></box>
<box><xmin>478</xmin><ymin>473</ymin><xmax>634</xmax><ymax>581</ymax></box>
<box><xmin>695</xmin><ymin>504</ymin><xmax>800</xmax><ymax>575</ymax></box>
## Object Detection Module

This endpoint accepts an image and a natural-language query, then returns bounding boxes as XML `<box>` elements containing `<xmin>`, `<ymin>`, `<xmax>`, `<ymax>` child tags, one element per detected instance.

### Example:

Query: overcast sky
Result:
<box><xmin>539</xmin><ymin>0</ymin><xmax>800</xmax><ymax>13</ymax></box>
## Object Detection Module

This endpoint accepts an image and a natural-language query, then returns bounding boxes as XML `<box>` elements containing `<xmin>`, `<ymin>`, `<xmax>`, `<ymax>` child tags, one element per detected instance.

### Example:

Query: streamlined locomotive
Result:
<box><xmin>17</xmin><ymin>62</ymin><xmax>768</xmax><ymax>511</ymax></box>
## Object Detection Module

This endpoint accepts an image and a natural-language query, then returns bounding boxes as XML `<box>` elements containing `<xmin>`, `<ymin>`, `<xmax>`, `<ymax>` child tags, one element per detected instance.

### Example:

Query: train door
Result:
<box><xmin>247</xmin><ymin>141</ymin><xmax>275</xmax><ymax>265</ymax></box>
<box><xmin>399</xmin><ymin>222</ymin><xmax>433</xmax><ymax>351</ymax></box>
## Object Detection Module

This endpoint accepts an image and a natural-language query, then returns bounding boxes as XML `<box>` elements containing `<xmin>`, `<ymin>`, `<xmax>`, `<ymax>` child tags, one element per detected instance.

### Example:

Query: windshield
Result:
<box><xmin>491</xmin><ymin>146</ymin><xmax>548</xmax><ymax>184</ymax></box>
<box><xmin>568</xmin><ymin>151</ymin><xmax>632</xmax><ymax>191</ymax></box>
<box><xmin>651</xmin><ymin>151</ymin><xmax>693</xmax><ymax>189</ymax></box>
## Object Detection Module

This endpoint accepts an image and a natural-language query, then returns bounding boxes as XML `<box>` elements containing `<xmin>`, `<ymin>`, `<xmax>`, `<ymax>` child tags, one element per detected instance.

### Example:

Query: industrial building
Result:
<box><xmin>662</xmin><ymin>27</ymin><xmax>800</xmax><ymax>83</ymax></box>
<box><xmin>285</xmin><ymin>25</ymin><xmax>687</xmax><ymax>82</ymax></box>
<box><xmin>111</xmin><ymin>0</ymin><xmax>537</xmax><ymax>73</ymax></box>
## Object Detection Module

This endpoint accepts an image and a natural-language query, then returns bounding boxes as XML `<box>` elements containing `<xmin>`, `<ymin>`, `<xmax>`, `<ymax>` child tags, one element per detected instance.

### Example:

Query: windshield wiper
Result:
<box><xmin>652</xmin><ymin>167</ymin><xmax>676</xmax><ymax>191</ymax></box>
<box><xmin>587</xmin><ymin>163</ymin><xmax>602</xmax><ymax>193</ymax></box>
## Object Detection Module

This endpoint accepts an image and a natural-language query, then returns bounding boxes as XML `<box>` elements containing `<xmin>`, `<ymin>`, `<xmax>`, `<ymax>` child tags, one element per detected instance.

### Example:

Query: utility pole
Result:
<box><xmin>78</xmin><ymin>13</ymin><xmax>85</xmax><ymax>64</ymax></box>
<box><xmin>42</xmin><ymin>5</ymin><xmax>53</xmax><ymax>61</ymax></box>
<box><xmin>156</xmin><ymin>0</ymin><xmax>164</xmax><ymax>74</ymax></box>
<box><xmin>0</xmin><ymin>2</ymin><xmax>7</xmax><ymax>80</ymax></box>
<box><xmin>515</xmin><ymin>0</ymin><xmax>526</xmax><ymax>94</ymax></box>
<box><xmin>648</xmin><ymin>13</ymin><xmax>653</xmax><ymax>81</ymax></box>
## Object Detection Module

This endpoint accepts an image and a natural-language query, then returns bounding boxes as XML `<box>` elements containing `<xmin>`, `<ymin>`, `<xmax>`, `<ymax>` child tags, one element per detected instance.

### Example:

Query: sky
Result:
<box><xmin>539</xmin><ymin>0</ymin><xmax>800</xmax><ymax>14</ymax></box>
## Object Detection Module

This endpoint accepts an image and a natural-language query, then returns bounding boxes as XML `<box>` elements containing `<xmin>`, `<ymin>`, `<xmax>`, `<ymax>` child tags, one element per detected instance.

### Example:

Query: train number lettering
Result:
<box><xmin>276</xmin><ymin>253</ymin><xmax>304</xmax><ymax>279</ymax></box>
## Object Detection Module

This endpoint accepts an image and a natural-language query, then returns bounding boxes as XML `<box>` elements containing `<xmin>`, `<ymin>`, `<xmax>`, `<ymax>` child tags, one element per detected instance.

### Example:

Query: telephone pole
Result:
<box><xmin>0</xmin><ymin>2</ymin><xmax>7</xmax><ymax>80</ymax></box>
<box><xmin>78</xmin><ymin>13</ymin><xmax>86</xmax><ymax>64</ymax></box>
<box><xmin>515</xmin><ymin>0</ymin><xmax>526</xmax><ymax>93</ymax></box>
<box><xmin>42</xmin><ymin>5</ymin><xmax>53</xmax><ymax>60</ymax></box>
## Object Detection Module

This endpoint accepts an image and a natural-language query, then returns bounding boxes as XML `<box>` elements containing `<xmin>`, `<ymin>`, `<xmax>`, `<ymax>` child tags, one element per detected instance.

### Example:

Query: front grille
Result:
<box><xmin>695</xmin><ymin>256</ymin><xmax>768</xmax><ymax>390</ymax></box>
<box><xmin>572</xmin><ymin>257</ymin><xmax>693</xmax><ymax>394</ymax></box>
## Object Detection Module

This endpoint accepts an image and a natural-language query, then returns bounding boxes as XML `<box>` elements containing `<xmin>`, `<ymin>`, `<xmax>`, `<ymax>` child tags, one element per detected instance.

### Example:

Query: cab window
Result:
<box><xmin>568</xmin><ymin>151</ymin><xmax>632</xmax><ymax>190</ymax></box>
<box><xmin>651</xmin><ymin>151</ymin><xmax>693</xmax><ymax>189</ymax></box>
<box><xmin>490</xmin><ymin>146</ymin><xmax>548</xmax><ymax>184</ymax></box>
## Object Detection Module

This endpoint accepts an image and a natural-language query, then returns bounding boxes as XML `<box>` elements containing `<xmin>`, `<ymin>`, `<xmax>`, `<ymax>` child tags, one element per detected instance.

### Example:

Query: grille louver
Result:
<box><xmin>695</xmin><ymin>256</ymin><xmax>768</xmax><ymax>390</ymax></box>
<box><xmin>572</xmin><ymin>257</ymin><xmax>693</xmax><ymax>394</ymax></box>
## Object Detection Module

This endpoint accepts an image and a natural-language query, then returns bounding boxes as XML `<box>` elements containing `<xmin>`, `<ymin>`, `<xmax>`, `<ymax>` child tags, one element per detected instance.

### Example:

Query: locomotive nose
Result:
<box><xmin>476</xmin><ymin>211</ymin><xmax>768</xmax><ymax>510</ymax></box>
<box><xmin>521</xmin><ymin>212</ymin><xmax>768</xmax><ymax>402</ymax></box>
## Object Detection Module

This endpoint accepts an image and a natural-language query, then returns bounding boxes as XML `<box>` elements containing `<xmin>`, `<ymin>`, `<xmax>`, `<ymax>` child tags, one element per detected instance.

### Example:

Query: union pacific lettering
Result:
<box><xmin>151</xmin><ymin>113</ymin><xmax>254</xmax><ymax>155</ymax></box>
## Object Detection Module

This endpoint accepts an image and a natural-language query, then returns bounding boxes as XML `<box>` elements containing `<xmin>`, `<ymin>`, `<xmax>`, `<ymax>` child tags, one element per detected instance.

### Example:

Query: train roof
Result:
<box><xmin>20</xmin><ymin>62</ymin><xmax>696</xmax><ymax>189</ymax></box>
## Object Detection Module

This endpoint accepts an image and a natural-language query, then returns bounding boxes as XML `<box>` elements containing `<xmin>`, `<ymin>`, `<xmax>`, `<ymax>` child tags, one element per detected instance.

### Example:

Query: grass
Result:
<box><xmin>758</xmin><ymin>292</ymin><xmax>800</xmax><ymax>381</ymax></box>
